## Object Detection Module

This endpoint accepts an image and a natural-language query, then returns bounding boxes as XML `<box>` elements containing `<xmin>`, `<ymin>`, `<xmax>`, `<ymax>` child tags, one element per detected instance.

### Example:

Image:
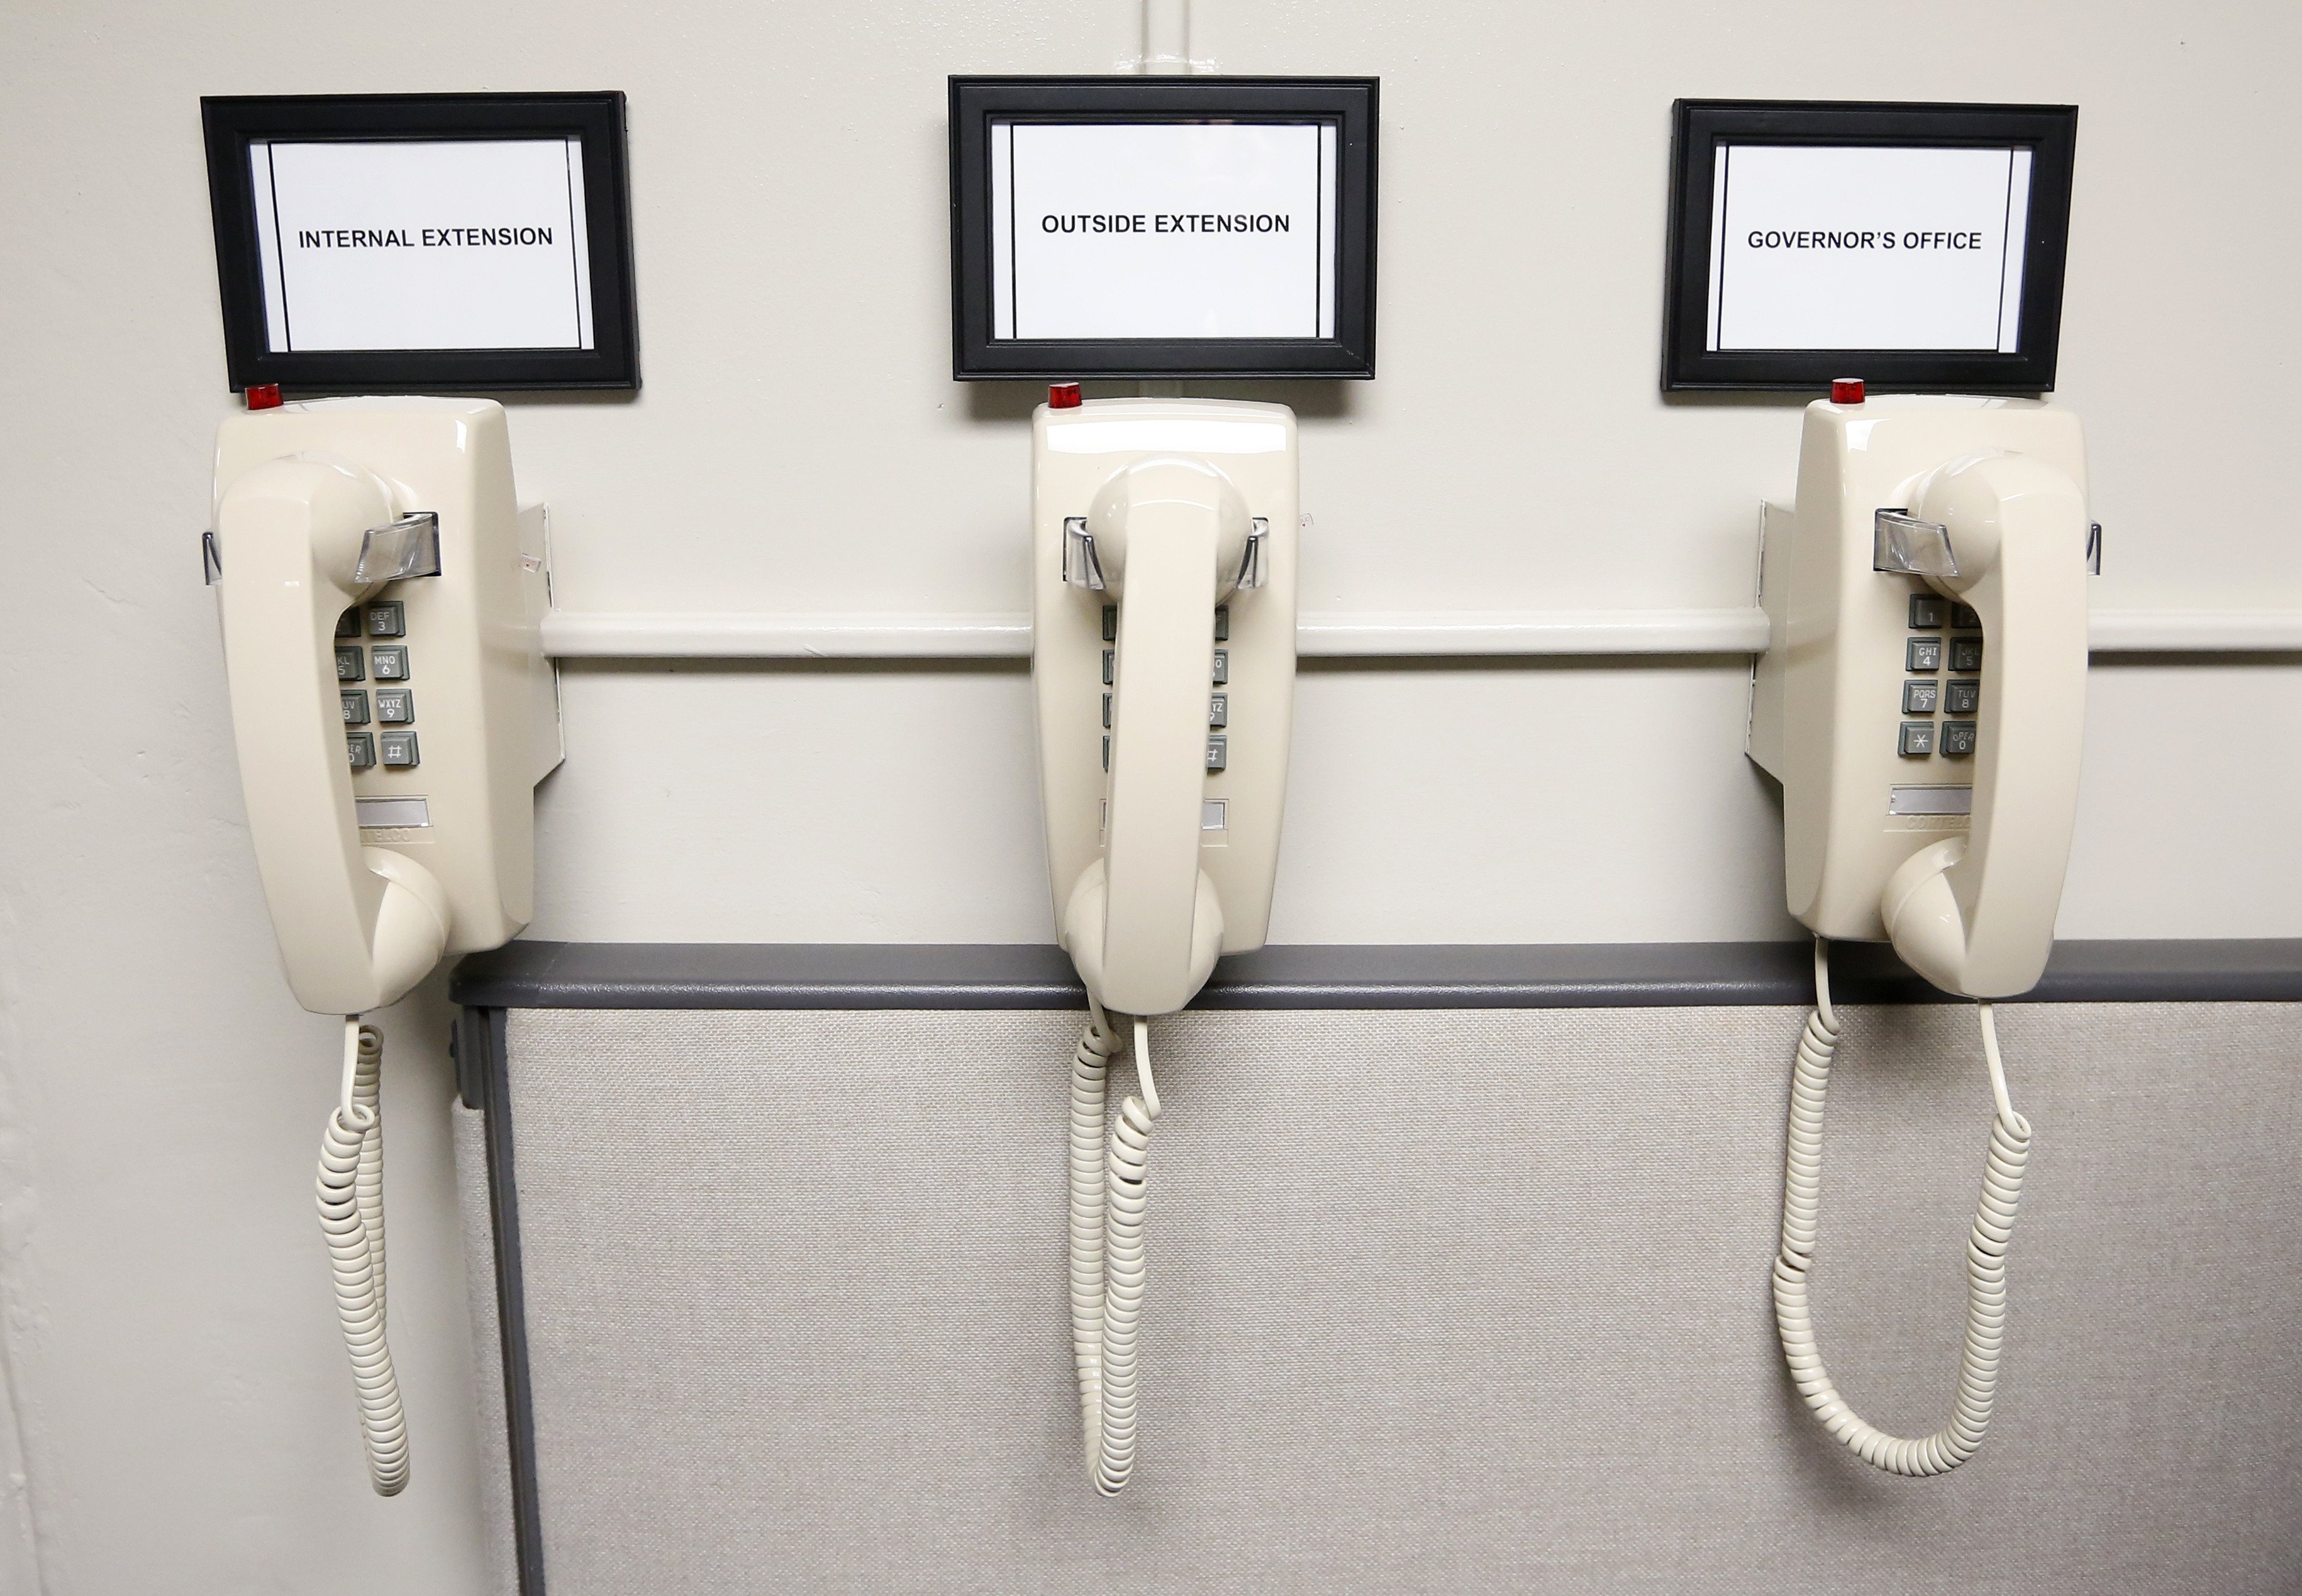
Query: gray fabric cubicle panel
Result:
<box><xmin>480</xmin><ymin>1002</ymin><xmax>2302</xmax><ymax>1595</ymax></box>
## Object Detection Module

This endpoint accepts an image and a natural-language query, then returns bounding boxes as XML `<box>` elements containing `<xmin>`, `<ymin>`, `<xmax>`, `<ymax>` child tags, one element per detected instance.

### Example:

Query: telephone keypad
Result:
<box><xmin>374</xmin><ymin>689</ymin><xmax>413</xmax><ymax>725</ymax></box>
<box><xmin>370</xmin><ymin>646</ymin><xmax>410</xmax><ymax>682</ymax></box>
<box><xmin>365</xmin><ymin>601</ymin><xmax>406</xmax><ymax>638</ymax></box>
<box><xmin>341</xmin><ymin>691</ymin><xmax>370</xmax><ymax>726</ymax></box>
<box><xmin>1896</xmin><ymin>584</ymin><xmax>1980</xmax><ymax>770</ymax></box>
<box><xmin>335</xmin><ymin>646</ymin><xmax>366</xmax><ymax>682</ymax></box>
<box><xmin>1091</xmin><ymin>609</ymin><xmax>1232</xmax><ymax>782</ymax></box>
<box><xmin>378</xmin><ymin>730</ymin><xmax>420</xmax><ymax>768</ymax></box>
<box><xmin>346</xmin><ymin>732</ymin><xmax>376</xmax><ymax>770</ymax></box>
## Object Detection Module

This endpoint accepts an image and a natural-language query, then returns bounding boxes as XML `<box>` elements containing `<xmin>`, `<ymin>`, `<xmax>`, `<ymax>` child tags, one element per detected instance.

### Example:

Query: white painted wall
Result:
<box><xmin>2</xmin><ymin>0</ymin><xmax>2296</xmax><ymax>1590</ymax></box>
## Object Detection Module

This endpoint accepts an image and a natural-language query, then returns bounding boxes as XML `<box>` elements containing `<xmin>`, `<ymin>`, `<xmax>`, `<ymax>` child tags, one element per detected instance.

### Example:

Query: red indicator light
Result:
<box><xmin>245</xmin><ymin>384</ymin><xmax>284</xmax><ymax>411</ymax></box>
<box><xmin>1830</xmin><ymin>377</ymin><xmax>1865</xmax><ymax>406</ymax></box>
<box><xmin>1048</xmin><ymin>382</ymin><xmax>1082</xmax><ymax>409</ymax></box>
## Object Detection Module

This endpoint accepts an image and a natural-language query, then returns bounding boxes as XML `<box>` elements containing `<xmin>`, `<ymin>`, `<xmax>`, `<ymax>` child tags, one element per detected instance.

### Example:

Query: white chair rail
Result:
<box><xmin>540</xmin><ymin>607</ymin><xmax>2302</xmax><ymax>660</ymax></box>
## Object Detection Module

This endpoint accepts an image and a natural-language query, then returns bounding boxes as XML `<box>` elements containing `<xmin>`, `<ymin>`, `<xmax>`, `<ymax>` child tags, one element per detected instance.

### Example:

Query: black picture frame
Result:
<box><xmin>1663</xmin><ymin>99</ymin><xmax>2077</xmax><ymax>393</ymax></box>
<box><xmin>201</xmin><ymin>92</ymin><xmax>640</xmax><ymax>393</ymax></box>
<box><xmin>949</xmin><ymin>76</ymin><xmax>1378</xmax><ymax>381</ymax></box>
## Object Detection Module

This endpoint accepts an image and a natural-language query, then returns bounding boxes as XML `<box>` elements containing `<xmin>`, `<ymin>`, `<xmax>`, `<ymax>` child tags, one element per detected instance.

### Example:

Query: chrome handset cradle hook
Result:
<box><xmin>1873</xmin><ymin>509</ymin><xmax>1958</xmax><ymax>579</ymax></box>
<box><xmin>1236</xmin><ymin>518</ymin><xmax>1270</xmax><ymax>590</ymax></box>
<box><xmin>355</xmin><ymin>513</ymin><xmax>442</xmax><ymax>585</ymax></box>
<box><xmin>1062</xmin><ymin>516</ymin><xmax>1106</xmax><ymax>591</ymax></box>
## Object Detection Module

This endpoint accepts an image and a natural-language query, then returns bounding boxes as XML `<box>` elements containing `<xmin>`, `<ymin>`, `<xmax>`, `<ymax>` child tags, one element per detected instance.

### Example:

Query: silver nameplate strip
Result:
<box><xmin>1888</xmin><ymin>786</ymin><xmax>1973</xmax><ymax>816</ymax></box>
<box><xmin>356</xmin><ymin>795</ymin><xmax>432</xmax><ymax>829</ymax></box>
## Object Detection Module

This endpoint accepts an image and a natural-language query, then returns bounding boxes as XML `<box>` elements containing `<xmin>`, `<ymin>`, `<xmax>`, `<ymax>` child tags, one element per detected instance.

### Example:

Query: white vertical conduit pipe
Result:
<box><xmin>1069</xmin><ymin>1004</ymin><xmax>1162</xmax><ymax>1493</ymax></box>
<box><xmin>1140</xmin><ymin>0</ymin><xmax>1191</xmax><ymax>73</ymax></box>
<box><xmin>317</xmin><ymin>1018</ymin><xmax>409</xmax><ymax>1495</ymax></box>
<box><xmin>1772</xmin><ymin>939</ymin><xmax>2033</xmax><ymax>1475</ymax></box>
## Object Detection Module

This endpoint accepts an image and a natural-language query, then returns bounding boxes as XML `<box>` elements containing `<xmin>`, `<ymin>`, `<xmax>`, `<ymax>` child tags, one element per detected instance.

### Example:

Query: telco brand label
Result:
<box><xmin>990</xmin><ymin>121</ymin><xmax>1339</xmax><ymax>341</ymax></box>
<box><xmin>1706</xmin><ymin>145</ymin><xmax>2033</xmax><ymax>353</ymax></box>
<box><xmin>250</xmin><ymin>139</ymin><xmax>595</xmax><ymax>353</ymax></box>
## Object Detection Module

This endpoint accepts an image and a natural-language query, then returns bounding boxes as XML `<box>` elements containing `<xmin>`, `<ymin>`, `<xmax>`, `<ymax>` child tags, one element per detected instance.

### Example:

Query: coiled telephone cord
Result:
<box><xmin>1772</xmin><ymin>938</ymin><xmax>2033</xmax><ymax>1476</ymax></box>
<box><xmin>1069</xmin><ymin>1002</ymin><xmax>1161</xmax><ymax>1495</ymax></box>
<box><xmin>318</xmin><ymin>1018</ymin><xmax>409</xmax><ymax>1495</ymax></box>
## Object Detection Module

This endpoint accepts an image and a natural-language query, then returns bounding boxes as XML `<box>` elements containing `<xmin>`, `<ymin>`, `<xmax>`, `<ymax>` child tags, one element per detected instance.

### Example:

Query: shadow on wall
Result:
<box><xmin>963</xmin><ymin>379</ymin><xmax>1365</xmax><ymax>423</ymax></box>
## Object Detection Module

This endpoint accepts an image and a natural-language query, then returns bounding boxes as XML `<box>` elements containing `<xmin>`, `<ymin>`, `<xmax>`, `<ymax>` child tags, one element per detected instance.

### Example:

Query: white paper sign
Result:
<box><xmin>249</xmin><ymin>138</ymin><xmax>594</xmax><ymax>353</ymax></box>
<box><xmin>989</xmin><ymin>121</ymin><xmax>1338</xmax><ymax>340</ymax></box>
<box><xmin>1706</xmin><ymin>145</ymin><xmax>2031</xmax><ymax>352</ymax></box>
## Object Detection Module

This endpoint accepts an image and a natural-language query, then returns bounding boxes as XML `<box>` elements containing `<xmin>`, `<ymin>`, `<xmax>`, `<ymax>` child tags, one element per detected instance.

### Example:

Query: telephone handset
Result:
<box><xmin>1749</xmin><ymin>393</ymin><xmax>2090</xmax><ymax>1473</ymax></box>
<box><xmin>210</xmin><ymin>396</ymin><xmax>558</xmax><ymax>1493</ymax></box>
<box><xmin>1031</xmin><ymin>395</ymin><xmax>1299</xmax><ymax>1492</ymax></box>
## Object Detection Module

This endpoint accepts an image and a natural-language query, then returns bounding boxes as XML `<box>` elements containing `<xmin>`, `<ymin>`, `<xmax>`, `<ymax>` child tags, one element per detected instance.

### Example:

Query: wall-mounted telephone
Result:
<box><xmin>209</xmin><ymin>396</ymin><xmax>559</xmax><ymax>1493</ymax></box>
<box><xmin>1031</xmin><ymin>392</ymin><xmax>1299</xmax><ymax>1493</ymax></box>
<box><xmin>1749</xmin><ymin>391</ymin><xmax>2091</xmax><ymax>1474</ymax></box>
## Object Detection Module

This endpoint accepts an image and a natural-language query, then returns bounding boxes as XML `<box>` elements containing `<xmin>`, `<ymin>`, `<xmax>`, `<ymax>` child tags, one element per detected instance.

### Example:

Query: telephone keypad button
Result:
<box><xmin>1898</xmin><ymin>721</ymin><xmax>1936</xmax><ymax>757</ymax></box>
<box><xmin>365</xmin><ymin>601</ymin><xmax>406</xmax><ymax>638</ymax></box>
<box><xmin>1206</xmin><ymin>735</ymin><xmax>1228</xmax><ymax>772</ymax></box>
<box><xmin>378</xmin><ymin>731</ymin><xmax>420</xmax><ymax>768</ymax></box>
<box><xmin>335</xmin><ymin>607</ymin><xmax>363</xmax><ymax>640</ymax></box>
<box><xmin>1909</xmin><ymin>594</ymin><xmax>1947</xmax><ymax>629</ymax></box>
<box><xmin>346</xmin><ymin>732</ymin><xmax>375</xmax><ymax>769</ymax></box>
<box><xmin>1951</xmin><ymin>602</ymin><xmax>1981</xmax><ymax>630</ymax></box>
<box><xmin>1949</xmin><ymin>637</ymin><xmax>1984</xmax><ymax>673</ymax></box>
<box><xmin>374</xmin><ymin>689</ymin><xmax>413</xmax><ymax>725</ymax></box>
<box><xmin>341</xmin><ymin>691</ymin><xmax>370</xmax><ymax>726</ymax></box>
<box><xmin>1211</xmin><ymin>649</ymin><xmax>1229</xmax><ymax>685</ymax></box>
<box><xmin>335</xmin><ymin>646</ymin><xmax>365</xmax><ymax>682</ymax></box>
<box><xmin>1941</xmin><ymin>720</ymin><xmax>1978</xmax><ymax>757</ymax></box>
<box><xmin>1102</xmin><ymin>692</ymin><xmax>1112</xmax><ymax>729</ymax></box>
<box><xmin>1906</xmin><ymin>638</ymin><xmax>1943</xmax><ymax>672</ymax></box>
<box><xmin>1101</xmin><ymin>735</ymin><xmax>1110</xmax><ymax>772</ymax></box>
<box><xmin>1102</xmin><ymin>606</ymin><xmax>1116</xmax><ymax>643</ymax></box>
<box><xmin>1102</xmin><ymin>649</ymin><xmax>1114</xmax><ymax>686</ymax></box>
<box><xmin>1944</xmin><ymin>679</ymin><xmax>1981</xmax><ymax>716</ymax></box>
<box><xmin>1209</xmin><ymin>693</ymin><xmax>1228</xmax><ymax>729</ymax></box>
<box><xmin>1901</xmin><ymin>680</ymin><xmax>1940</xmax><ymax>715</ymax></box>
<box><xmin>1215</xmin><ymin>606</ymin><xmax>1230</xmax><ymax>641</ymax></box>
<box><xmin>370</xmin><ymin>646</ymin><xmax>410</xmax><ymax>682</ymax></box>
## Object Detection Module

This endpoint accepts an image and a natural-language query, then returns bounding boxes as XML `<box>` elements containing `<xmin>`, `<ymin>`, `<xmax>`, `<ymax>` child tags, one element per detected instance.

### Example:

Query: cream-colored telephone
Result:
<box><xmin>1031</xmin><ymin>392</ymin><xmax>1299</xmax><ymax>1493</ymax></box>
<box><xmin>209</xmin><ymin>396</ymin><xmax>559</xmax><ymax>1494</ymax></box>
<box><xmin>1749</xmin><ymin>391</ymin><xmax>2091</xmax><ymax>1475</ymax></box>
